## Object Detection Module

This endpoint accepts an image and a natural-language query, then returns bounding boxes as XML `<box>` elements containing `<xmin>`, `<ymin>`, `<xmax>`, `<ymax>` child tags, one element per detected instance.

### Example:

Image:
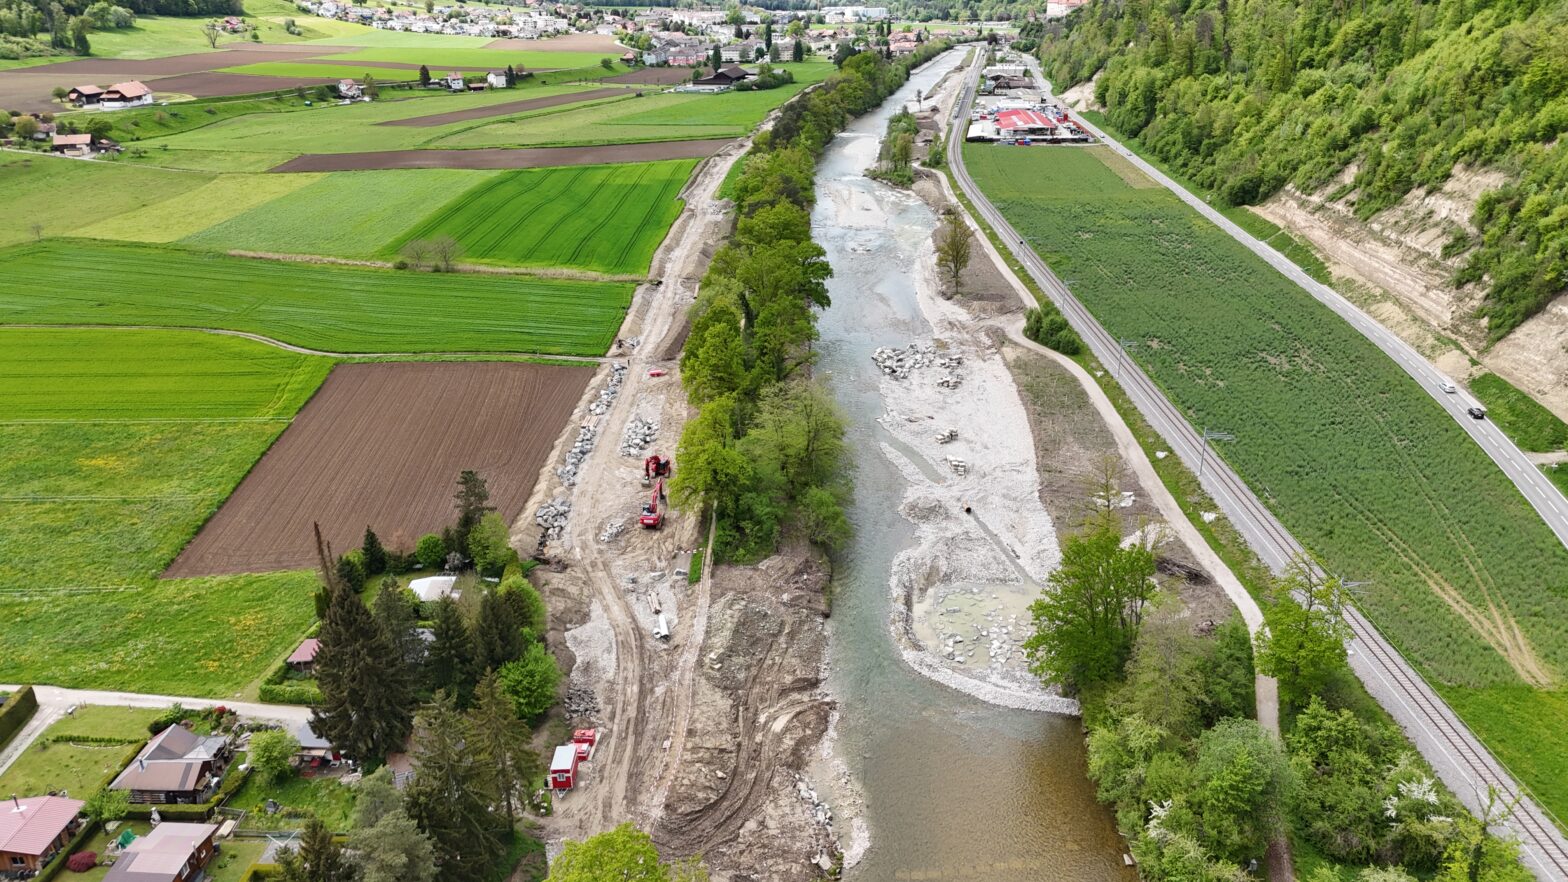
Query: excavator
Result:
<box><xmin>639</xmin><ymin>479</ymin><xmax>667</xmax><ymax>529</ymax></box>
<box><xmin>642</xmin><ymin>454</ymin><xmax>672</xmax><ymax>485</ymax></box>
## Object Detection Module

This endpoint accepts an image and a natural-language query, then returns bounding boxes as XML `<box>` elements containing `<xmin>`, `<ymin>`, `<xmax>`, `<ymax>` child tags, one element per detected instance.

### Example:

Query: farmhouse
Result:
<box><xmin>486</xmin><ymin>70</ymin><xmax>508</xmax><ymax>89</ymax></box>
<box><xmin>65</xmin><ymin>84</ymin><xmax>105</xmax><ymax>106</ymax></box>
<box><xmin>50</xmin><ymin>132</ymin><xmax>93</xmax><ymax>154</ymax></box>
<box><xmin>443</xmin><ymin>72</ymin><xmax>465</xmax><ymax>92</ymax></box>
<box><xmin>337</xmin><ymin>79</ymin><xmax>363</xmax><ymax>99</ymax></box>
<box><xmin>286</xmin><ymin>637</ymin><xmax>320</xmax><ymax>673</ymax></box>
<box><xmin>102</xmin><ymin>822</ymin><xmax>219</xmax><ymax>882</ymax></box>
<box><xmin>109</xmin><ymin>725</ymin><xmax>234</xmax><ymax>804</ymax></box>
<box><xmin>691</xmin><ymin>64</ymin><xmax>751</xmax><ymax>90</ymax></box>
<box><xmin>0</xmin><ymin>795</ymin><xmax>85</xmax><ymax>873</ymax></box>
<box><xmin>100</xmin><ymin>82</ymin><xmax>153</xmax><ymax>109</ymax></box>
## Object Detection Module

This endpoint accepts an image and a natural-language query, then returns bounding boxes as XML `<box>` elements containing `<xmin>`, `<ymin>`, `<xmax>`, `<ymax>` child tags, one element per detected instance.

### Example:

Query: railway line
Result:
<box><xmin>944</xmin><ymin>50</ymin><xmax>1568</xmax><ymax>882</ymax></box>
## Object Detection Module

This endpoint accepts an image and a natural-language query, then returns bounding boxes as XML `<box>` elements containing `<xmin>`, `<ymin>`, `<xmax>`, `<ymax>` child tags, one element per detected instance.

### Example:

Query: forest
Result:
<box><xmin>1035</xmin><ymin>0</ymin><xmax>1568</xmax><ymax>339</ymax></box>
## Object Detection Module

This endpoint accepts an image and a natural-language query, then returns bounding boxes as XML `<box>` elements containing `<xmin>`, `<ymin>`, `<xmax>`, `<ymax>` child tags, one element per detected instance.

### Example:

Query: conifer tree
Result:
<box><xmin>472</xmin><ymin>588</ymin><xmax>524</xmax><ymax>676</ymax></box>
<box><xmin>425</xmin><ymin>597</ymin><xmax>477</xmax><ymax>706</ymax></box>
<box><xmin>469</xmin><ymin>672</ymin><xmax>541</xmax><ymax>825</ymax></box>
<box><xmin>452</xmin><ymin>470</ymin><xmax>493</xmax><ymax>553</ymax></box>
<box><xmin>362</xmin><ymin>527</ymin><xmax>388</xmax><ymax>575</ymax></box>
<box><xmin>404</xmin><ymin>694</ymin><xmax>506</xmax><ymax>882</ymax></box>
<box><xmin>277</xmin><ymin>817</ymin><xmax>358</xmax><ymax>882</ymax></box>
<box><xmin>373</xmin><ymin>577</ymin><xmax>423</xmax><ymax>670</ymax></box>
<box><xmin>312</xmin><ymin>581</ymin><xmax>415</xmax><ymax>762</ymax></box>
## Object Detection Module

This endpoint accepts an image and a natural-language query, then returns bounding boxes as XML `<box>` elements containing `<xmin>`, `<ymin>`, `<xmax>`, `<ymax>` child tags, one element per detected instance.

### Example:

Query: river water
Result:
<box><xmin>812</xmin><ymin>52</ymin><xmax>1136</xmax><ymax>881</ymax></box>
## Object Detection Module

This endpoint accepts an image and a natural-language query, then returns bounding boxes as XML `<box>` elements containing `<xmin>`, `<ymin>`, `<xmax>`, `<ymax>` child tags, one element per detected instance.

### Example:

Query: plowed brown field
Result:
<box><xmin>165</xmin><ymin>361</ymin><xmax>593</xmax><ymax>577</ymax></box>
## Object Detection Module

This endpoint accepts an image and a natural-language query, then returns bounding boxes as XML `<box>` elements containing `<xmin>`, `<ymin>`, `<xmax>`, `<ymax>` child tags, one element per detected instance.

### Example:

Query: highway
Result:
<box><xmin>944</xmin><ymin>50</ymin><xmax>1568</xmax><ymax>882</ymax></box>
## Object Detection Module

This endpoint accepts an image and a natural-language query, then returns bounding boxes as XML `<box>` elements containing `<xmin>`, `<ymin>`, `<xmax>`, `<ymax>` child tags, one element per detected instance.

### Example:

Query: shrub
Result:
<box><xmin>248</xmin><ymin>729</ymin><xmax>300</xmax><ymax>783</ymax></box>
<box><xmin>1023</xmin><ymin>305</ymin><xmax>1084</xmax><ymax>356</ymax></box>
<box><xmin>415</xmin><ymin>534</ymin><xmax>446</xmax><ymax>570</ymax></box>
<box><xmin>497</xmin><ymin>643</ymin><xmax>560</xmax><ymax>718</ymax></box>
<box><xmin>148</xmin><ymin>704</ymin><xmax>189</xmax><ymax>734</ymax></box>
<box><xmin>0</xmin><ymin>686</ymin><xmax>38</xmax><ymax>753</ymax></box>
<box><xmin>83</xmin><ymin>789</ymin><xmax>129</xmax><ymax>823</ymax></box>
<box><xmin>65</xmin><ymin>852</ymin><xmax>96</xmax><ymax>873</ymax></box>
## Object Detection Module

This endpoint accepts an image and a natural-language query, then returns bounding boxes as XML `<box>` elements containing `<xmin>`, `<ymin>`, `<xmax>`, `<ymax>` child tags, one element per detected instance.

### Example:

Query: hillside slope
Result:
<box><xmin>1037</xmin><ymin>0</ymin><xmax>1568</xmax><ymax>363</ymax></box>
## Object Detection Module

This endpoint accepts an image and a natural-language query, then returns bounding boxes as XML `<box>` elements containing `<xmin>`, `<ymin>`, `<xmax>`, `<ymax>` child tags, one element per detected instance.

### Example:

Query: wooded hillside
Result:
<box><xmin>1038</xmin><ymin>0</ymin><xmax>1568</xmax><ymax>339</ymax></box>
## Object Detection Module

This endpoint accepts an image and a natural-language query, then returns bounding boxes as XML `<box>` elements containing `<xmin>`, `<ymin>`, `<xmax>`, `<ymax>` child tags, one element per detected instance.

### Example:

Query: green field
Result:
<box><xmin>78</xmin><ymin>173</ymin><xmax>322</xmax><ymax>243</ymax></box>
<box><xmin>323</xmin><ymin>46</ymin><xmax>612</xmax><ymax>70</ymax></box>
<box><xmin>216</xmin><ymin>60</ymin><xmax>431</xmax><ymax>80</ymax></box>
<box><xmin>0</xmin><ymin>707</ymin><xmax>155</xmax><ymax>796</ymax></box>
<box><xmin>442</xmin><ymin>82</ymin><xmax>811</xmax><ymax>147</ymax></box>
<box><xmin>1470</xmin><ymin>373</ymin><xmax>1568</xmax><ymax>453</ymax></box>
<box><xmin>0</xmin><ymin>154</ymin><xmax>212</xmax><ymax>246</ymax></box>
<box><xmin>183</xmin><ymin>168</ymin><xmax>496</xmax><ymax>257</ymax></box>
<box><xmin>0</xmin><ymin>241</ymin><xmax>631</xmax><ymax>354</ymax></box>
<box><xmin>964</xmin><ymin>141</ymin><xmax>1568</xmax><ymax>822</ymax></box>
<box><xmin>0</xmin><ymin>328</ymin><xmax>322</xmax><ymax>694</ymax></box>
<box><xmin>389</xmin><ymin>160</ymin><xmax>695</xmax><ymax>274</ymax></box>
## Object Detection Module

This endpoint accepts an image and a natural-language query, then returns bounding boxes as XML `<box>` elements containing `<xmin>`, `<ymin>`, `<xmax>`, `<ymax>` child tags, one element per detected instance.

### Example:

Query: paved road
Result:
<box><xmin>946</xmin><ymin>53</ymin><xmax>1568</xmax><ymax>882</ymax></box>
<box><xmin>0</xmin><ymin>684</ymin><xmax>309</xmax><ymax>780</ymax></box>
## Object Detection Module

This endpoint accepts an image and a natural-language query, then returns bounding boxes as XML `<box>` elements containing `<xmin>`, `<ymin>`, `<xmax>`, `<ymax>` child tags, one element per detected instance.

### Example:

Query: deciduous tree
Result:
<box><xmin>1253</xmin><ymin>561</ymin><xmax>1349</xmax><ymax>710</ymax></box>
<box><xmin>934</xmin><ymin>218</ymin><xmax>972</xmax><ymax>296</ymax></box>
<box><xmin>248</xmin><ymin>729</ymin><xmax>300</xmax><ymax>783</ymax></box>
<box><xmin>496</xmin><ymin>642</ymin><xmax>559</xmax><ymax>719</ymax></box>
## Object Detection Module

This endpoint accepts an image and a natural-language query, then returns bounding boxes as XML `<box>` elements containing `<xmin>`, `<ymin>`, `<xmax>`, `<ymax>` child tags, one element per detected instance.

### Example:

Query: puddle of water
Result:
<box><xmin>814</xmin><ymin>51</ymin><xmax>1136</xmax><ymax>880</ymax></box>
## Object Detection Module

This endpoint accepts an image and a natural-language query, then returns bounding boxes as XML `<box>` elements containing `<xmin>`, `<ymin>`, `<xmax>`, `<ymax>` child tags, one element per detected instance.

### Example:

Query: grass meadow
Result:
<box><xmin>0</xmin><ymin>329</ymin><xmax>322</xmax><ymax>695</ymax></box>
<box><xmin>182</xmin><ymin>168</ymin><xmax>497</xmax><ymax>257</ymax></box>
<box><xmin>0</xmin><ymin>241</ymin><xmax>631</xmax><ymax>354</ymax></box>
<box><xmin>964</xmin><ymin>141</ymin><xmax>1568</xmax><ymax>822</ymax></box>
<box><xmin>0</xmin><ymin>154</ymin><xmax>211</xmax><ymax>246</ymax></box>
<box><xmin>322</xmin><ymin>46</ymin><xmax>613</xmax><ymax>70</ymax></box>
<box><xmin>389</xmin><ymin>160</ymin><xmax>695</xmax><ymax>274</ymax></box>
<box><xmin>77</xmin><ymin>173</ymin><xmax>322</xmax><ymax>243</ymax></box>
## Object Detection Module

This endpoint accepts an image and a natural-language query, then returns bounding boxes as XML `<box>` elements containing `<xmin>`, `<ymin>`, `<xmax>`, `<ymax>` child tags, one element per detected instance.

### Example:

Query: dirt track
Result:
<box><xmin>268</xmin><ymin>139</ymin><xmax>733</xmax><ymax>171</ymax></box>
<box><xmin>165</xmin><ymin>361</ymin><xmax>592</xmax><ymax>577</ymax></box>
<box><xmin>377</xmin><ymin>87</ymin><xmax>629</xmax><ymax>127</ymax></box>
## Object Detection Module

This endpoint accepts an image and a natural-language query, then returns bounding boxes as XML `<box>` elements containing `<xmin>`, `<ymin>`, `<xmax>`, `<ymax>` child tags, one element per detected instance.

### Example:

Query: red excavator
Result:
<box><xmin>643</xmin><ymin>454</ymin><xmax>672</xmax><ymax>485</ymax></box>
<box><xmin>639</xmin><ymin>479</ymin><xmax>667</xmax><ymax>529</ymax></box>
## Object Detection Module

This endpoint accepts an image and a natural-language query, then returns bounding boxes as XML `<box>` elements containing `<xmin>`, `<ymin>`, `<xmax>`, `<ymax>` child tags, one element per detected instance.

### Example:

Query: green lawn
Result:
<box><xmin>964</xmin><ymin>140</ymin><xmax>1568</xmax><ymax>825</ymax></box>
<box><xmin>0</xmin><ymin>707</ymin><xmax>156</xmax><ymax>797</ymax></box>
<box><xmin>0</xmin><ymin>329</ymin><xmax>323</xmax><ymax>695</ymax></box>
<box><xmin>228</xmin><ymin>772</ymin><xmax>358</xmax><ymax>830</ymax></box>
<box><xmin>0</xmin><ymin>241</ymin><xmax>632</xmax><ymax>355</ymax></box>
<box><xmin>77</xmin><ymin>173</ymin><xmax>323</xmax><ymax>244</ymax></box>
<box><xmin>80</xmin><ymin>12</ymin><xmax>361</xmax><ymax>60</ymax></box>
<box><xmin>388</xmin><ymin>160</ymin><xmax>695</xmax><ymax>274</ymax></box>
<box><xmin>216</xmin><ymin>61</ymin><xmax>433</xmax><ymax>80</ymax></box>
<box><xmin>0</xmin><ymin>153</ymin><xmax>213</xmax><ymax>247</ymax></box>
<box><xmin>305</xmin><ymin>29</ymin><xmax>494</xmax><ymax>48</ymax></box>
<box><xmin>182</xmin><ymin>168</ymin><xmax>498</xmax><ymax>258</ymax></box>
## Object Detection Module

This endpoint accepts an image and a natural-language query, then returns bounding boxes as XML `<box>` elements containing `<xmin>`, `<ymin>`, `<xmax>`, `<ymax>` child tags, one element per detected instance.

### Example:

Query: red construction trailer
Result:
<box><xmin>549</xmin><ymin>744</ymin><xmax>579</xmax><ymax>790</ymax></box>
<box><xmin>572</xmin><ymin>728</ymin><xmax>598</xmax><ymax>762</ymax></box>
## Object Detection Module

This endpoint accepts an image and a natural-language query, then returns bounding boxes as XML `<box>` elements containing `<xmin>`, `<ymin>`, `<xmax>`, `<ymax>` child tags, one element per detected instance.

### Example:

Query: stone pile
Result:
<box><xmin>937</xmin><ymin>372</ymin><xmax>962</xmax><ymax>389</ymax></box>
<box><xmin>588</xmin><ymin>363</ymin><xmax>628</xmax><ymax>416</ymax></box>
<box><xmin>871</xmin><ymin>343</ymin><xmax>936</xmax><ymax>378</ymax></box>
<box><xmin>620</xmin><ymin>418</ymin><xmax>659</xmax><ymax>456</ymax></box>
<box><xmin>935</xmin><ymin>427</ymin><xmax>958</xmax><ymax>444</ymax></box>
<box><xmin>535</xmin><ymin>498</ymin><xmax>572</xmax><ymax>541</ymax></box>
<box><xmin>556</xmin><ymin>424</ymin><xmax>597</xmax><ymax>486</ymax></box>
<box><xmin>946</xmin><ymin>456</ymin><xmax>969</xmax><ymax>476</ymax></box>
<box><xmin>793</xmin><ymin>774</ymin><xmax>840</xmax><ymax>873</ymax></box>
<box><xmin>598</xmin><ymin>519</ymin><xmax>625</xmax><ymax>543</ymax></box>
<box><xmin>563</xmin><ymin>685</ymin><xmax>601</xmax><ymax>722</ymax></box>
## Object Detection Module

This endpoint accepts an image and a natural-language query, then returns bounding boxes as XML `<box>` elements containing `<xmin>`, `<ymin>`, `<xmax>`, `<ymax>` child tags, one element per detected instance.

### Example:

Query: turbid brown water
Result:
<box><xmin>812</xmin><ymin>51</ymin><xmax>1138</xmax><ymax>881</ymax></box>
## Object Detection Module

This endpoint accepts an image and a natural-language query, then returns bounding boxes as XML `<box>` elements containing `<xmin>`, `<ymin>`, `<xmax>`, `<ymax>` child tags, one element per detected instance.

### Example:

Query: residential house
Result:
<box><xmin>109</xmin><ymin>725</ymin><xmax>234</xmax><ymax>805</ymax></box>
<box><xmin>666</xmin><ymin>41</ymin><xmax>711</xmax><ymax>67</ymax></box>
<box><xmin>292</xmin><ymin>722</ymin><xmax>337</xmax><ymax>767</ymax></box>
<box><xmin>336</xmin><ymin>79</ymin><xmax>362</xmax><ymax>99</ymax></box>
<box><xmin>640</xmin><ymin>47</ymin><xmax>667</xmax><ymax>66</ymax></box>
<box><xmin>50</xmin><ymin>132</ymin><xmax>93</xmax><ymax>154</ymax></box>
<box><xmin>286</xmin><ymin>638</ymin><xmax>319</xmax><ymax>673</ymax></box>
<box><xmin>443</xmin><ymin>72</ymin><xmax>466</xmax><ymax>92</ymax></box>
<box><xmin>691</xmin><ymin>64</ymin><xmax>751</xmax><ymax>90</ymax></box>
<box><xmin>103</xmin><ymin>822</ymin><xmax>219</xmax><ymax>882</ymax></box>
<box><xmin>0</xmin><ymin>796</ymin><xmax>84</xmax><ymax>874</ymax></box>
<box><xmin>100</xmin><ymin>81</ymin><xmax>152</xmax><ymax>109</ymax></box>
<box><xmin>720</xmin><ymin>41</ymin><xmax>757</xmax><ymax>63</ymax></box>
<box><xmin>486</xmin><ymin>70</ymin><xmax>509</xmax><ymax>89</ymax></box>
<box><xmin>66</xmin><ymin>84</ymin><xmax>104</xmax><ymax>106</ymax></box>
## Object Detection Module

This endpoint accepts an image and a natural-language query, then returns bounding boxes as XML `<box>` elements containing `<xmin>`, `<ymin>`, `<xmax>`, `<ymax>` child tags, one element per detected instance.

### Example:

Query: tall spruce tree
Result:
<box><xmin>425</xmin><ymin>597</ymin><xmax>477</xmax><ymax>706</ymax></box>
<box><xmin>469</xmin><ymin>672</ymin><xmax>541</xmax><ymax>825</ymax></box>
<box><xmin>277</xmin><ymin>817</ymin><xmax>358</xmax><ymax>882</ymax></box>
<box><xmin>313</xmin><ymin>581</ymin><xmax>415</xmax><ymax>762</ymax></box>
<box><xmin>403</xmin><ymin>694</ymin><xmax>506</xmax><ymax>882</ymax></box>
<box><xmin>373</xmin><ymin>577</ymin><xmax>424</xmax><ymax>670</ymax></box>
<box><xmin>362</xmin><ymin>527</ymin><xmax>388</xmax><ymax>575</ymax></box>
<box><xmin>472</xmin><ymin>588</ymin><xmax>524</xmax><ymax>676</ymax></box>
<box><xmin>452</xmin><ymin>470</ymin><xmax>493</xmax><ymax>553</ymax></box>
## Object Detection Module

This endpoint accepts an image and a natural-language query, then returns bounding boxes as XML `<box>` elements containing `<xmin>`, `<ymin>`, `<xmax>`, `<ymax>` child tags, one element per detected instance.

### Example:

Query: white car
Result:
<box><xmin>1439</xmin><ymin>380</ymin><xmax>1457</xmax><ymax>393</ymax></box>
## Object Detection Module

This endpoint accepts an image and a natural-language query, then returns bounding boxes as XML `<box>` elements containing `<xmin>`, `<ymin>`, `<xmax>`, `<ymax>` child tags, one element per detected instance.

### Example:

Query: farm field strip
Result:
<box><xmin>389</xmin><ymin>160</ymin><xmax>696</xmax><ymax>274</ymax></box>
<box><xmin>0</xmin><ymin>241</ymin><xmax>631</xmax><ymax>355</ymax></box>
<box><xmin>322</xmin><ymin>46</ymin><xmax>611</xmax><ymax>70</ymax></box>
<box><xmin>167</xmin><ymin>361</ymin><xmax>594</xmax><ymax>576</ymax></box>
<box><xmin>0</xmin><ymin>154</ymin><xmax>214</xmax><ymax>247</ymax></box>
<box><xmin>77</xmin><ymin>173</ymin><xmax>323</xmax><ymax>244</ymax></box>
<box><xmin>0</xmin><ymin>328</ymin><xmax>323</xmax><ymax>694</ymax></box>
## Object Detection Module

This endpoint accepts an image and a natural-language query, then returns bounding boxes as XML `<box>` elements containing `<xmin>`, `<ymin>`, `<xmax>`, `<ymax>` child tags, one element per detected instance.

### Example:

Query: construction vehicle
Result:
<box><xmin>639</xmin><ymin>479</ymin><xmax>666</xmax><ymax>529</ymax></box>
<box><xmin>642</xmin><ymin>454</ymin><xmax>672</xmax><ymax>486</ymax></box>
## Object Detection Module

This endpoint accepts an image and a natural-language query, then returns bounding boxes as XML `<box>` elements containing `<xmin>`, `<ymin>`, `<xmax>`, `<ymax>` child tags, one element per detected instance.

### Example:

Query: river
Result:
<box><xmin>812</xmin><ymin>50</ymin><xmax>1137</xmax><ymax>881</ymax></box>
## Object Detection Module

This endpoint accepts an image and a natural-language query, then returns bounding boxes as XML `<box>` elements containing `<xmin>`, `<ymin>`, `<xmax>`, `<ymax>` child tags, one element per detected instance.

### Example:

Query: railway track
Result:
<box><xmin>944</xmin><ymin>52</ymin><xmax>1568</xmax><ymax>882</ymax></box>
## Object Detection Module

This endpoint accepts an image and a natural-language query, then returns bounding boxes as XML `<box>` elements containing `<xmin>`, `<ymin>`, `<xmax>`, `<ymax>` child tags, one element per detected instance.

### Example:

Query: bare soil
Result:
<box><xmin>377</xmin><ymin>87</ymin><xmax>628</xmax><ymax>127</ymax></box>
<box><xmin>0</xmin><ymin>46</ymin><xmax>341</xmax><ymax>110</ymax></box>
<box><xmin>165</xmin><ymin>361</ymin><xmax>592</xmax><ymax>577</ymax></box>
<box><xmin>604</xmin><ymin>68</ymin><xmax>696</xmax><ymax>86</ymax></box>
<box><xmin>269</xmin><ymin>138</ymin><xmax>734</xmax><ymax>172</ymax></box>
<box><xmin>147</xmin><ymin>71</ymin><xmax>339</xmax><ymax>97</ymax></box>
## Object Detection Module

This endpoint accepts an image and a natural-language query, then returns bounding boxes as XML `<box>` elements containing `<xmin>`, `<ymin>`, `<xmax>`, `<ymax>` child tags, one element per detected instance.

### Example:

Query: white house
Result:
<box><xmin>485</xmin><ymin>70</ymin><xmax>508</xmax><ymax>88</ymax></box>
<box><xmin>98</xmin><ymin>81</ymin><xmax>152</xmax><ymax>109</ymax></box>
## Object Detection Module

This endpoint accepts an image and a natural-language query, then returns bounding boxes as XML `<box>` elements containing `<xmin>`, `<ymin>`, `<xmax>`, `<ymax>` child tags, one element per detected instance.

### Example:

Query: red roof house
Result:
<box><xmin>287</xmin><ymin>638</ymin><xmax>320</xmax><ymax>672</ymax></box>
<box><xmin>0</xmin><ymin>795</ymin><xmax>85</xmax><ymax>873</ymax></box>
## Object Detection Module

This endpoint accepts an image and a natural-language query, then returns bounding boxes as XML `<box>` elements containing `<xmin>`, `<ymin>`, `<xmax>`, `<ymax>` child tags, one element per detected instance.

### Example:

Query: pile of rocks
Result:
<box><xmin>598</xmin><ymin>519</ymin><xmax>625</xmax><ymax>543</ymax></box>
<box><xmin>556</xmin><ymin>424</ymin><xmax>598</xmax><ymax>486</ymax></box>
<box><xmin>563</xmin><ymin>685</ymin><xmax>601</xmax><ymax>723</ymax></box>
<box><xmin>946</xmin><ymin>455</ymin><xmax>969</xmax><ymax>476</ymax></box>
<box><xmin>588</xmin><ymin>363</ymin><xmax>628</xmax><ymax>416</ymax></box>
<box><xmin>620</xmin><ymin>417</ymin><xmax>659</xmax><ymax>456</ymax></box>
<box><xmin>535</xmin><ymin>498</ymin><xmax>572</xmax><ymax>542</ymax></box>
<box><xmin>935</xmin><ymin>427</ymin><xmax>958</xmax><ymax>444</ymax></box>
<box><xmin>793</xmin><ymin>774</ymin><xmax>840</xmax><ymax>873</ymax></box>
<box><xmin>871</xmin><ymin>343</ymin><xmax>937</xmax><ymax>379</ymax></box>
<box><xmin>937</xmin><ymin>372</ymin><xmax>962</xmax><ymax>389</ymax></box>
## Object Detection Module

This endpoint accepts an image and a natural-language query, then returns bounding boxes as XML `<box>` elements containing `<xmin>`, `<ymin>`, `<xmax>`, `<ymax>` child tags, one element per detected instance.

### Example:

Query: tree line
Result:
<box><xmin>1025</xmin><ymin>509</ymin><xmax>1533</xmax><ymax>880</ymax></box>
<box><xmin>1039</xmin><ymin>0</ymin><xmax>1567</xmax><ymax>340</ymax></box>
